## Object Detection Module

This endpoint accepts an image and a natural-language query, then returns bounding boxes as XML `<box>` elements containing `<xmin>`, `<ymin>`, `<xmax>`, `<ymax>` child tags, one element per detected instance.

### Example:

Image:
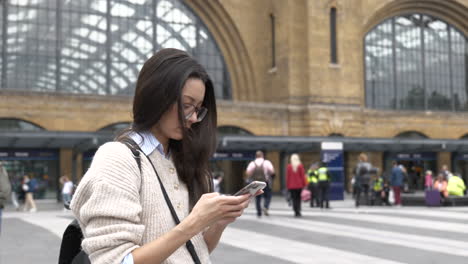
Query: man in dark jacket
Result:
<box><xmin>0</xmin><ymin>162</ymin><xmax>12</xmax><ymax>234</ymax></box>
<box><xmin>354</xmin><ymin>153</ymin><xmax>376</xmax><ymax>207</ymax></box>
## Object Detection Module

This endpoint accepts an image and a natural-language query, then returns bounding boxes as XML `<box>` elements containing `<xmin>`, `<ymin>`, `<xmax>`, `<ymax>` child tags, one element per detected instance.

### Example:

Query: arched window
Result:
<box><xmin>0</xmin><ymin>0</ymin><xmax>231</xmax><ymax>99</ymax></box>
<box><xmin>98</xmin><ymin>122</ymin><xmax>131</xmax><ymax>133</ymax></box>
<box><xmin>0</xmin><ymin>118</ymin><xmax>44</xmax><ymax>131</ymax></box>
<box><xmin>365</xmin><ymin>14</ymin><xmax>467</xmax><ymax>111</ymax></box>
<box><xmin>217</xmin><ymin>126</ymin><xmax>253</xmax><ymax>136</ymax></box>
<box><xmin>395</xmin><ymin>131</ymin><xmax>428</xmax><ymax>139</ymax></box>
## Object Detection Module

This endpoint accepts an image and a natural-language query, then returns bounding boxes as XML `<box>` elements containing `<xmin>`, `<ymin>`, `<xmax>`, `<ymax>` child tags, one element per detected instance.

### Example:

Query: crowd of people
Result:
<box><xmin>243</xmin><ymin>152</ymin><xmax>332</xmax><ymax>218</ymax></box>
<box><xmin>240</xmin><ymin>151</ymin><xmax>467</xmax><ymax>218</ymax></box>
<box><xmin>0</xmin><ymin>169</ymin><xmax>75</xmax><ymax>214</ymax></box>
<box><xmin>427</xmin><ymin>166</ymin><xmax>466</xmax><ymax>200</ymax></box>
<box><xmin>351</xmin><ymin>158</ymin><xmax>467</xmax><ymax>207</ymax></box>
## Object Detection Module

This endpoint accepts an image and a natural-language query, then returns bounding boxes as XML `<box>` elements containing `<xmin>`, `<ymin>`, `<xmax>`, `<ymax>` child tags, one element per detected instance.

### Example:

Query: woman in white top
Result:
<box><xmin>60</xmin><ymin>175</ymin><xmax>73</xmax><ymax>205</ymax></box>
<box><xmin>71</xmin><ymin>48</ymin><xmax>257</xmax><ymax>264</ymax></box>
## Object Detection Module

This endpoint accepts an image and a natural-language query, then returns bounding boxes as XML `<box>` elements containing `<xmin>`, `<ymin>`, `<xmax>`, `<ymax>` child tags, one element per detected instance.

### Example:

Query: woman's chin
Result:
<box><xmin>171</xmin><ymin>129</ymin><xmax>183</xmax><ymax>140</ymax></box>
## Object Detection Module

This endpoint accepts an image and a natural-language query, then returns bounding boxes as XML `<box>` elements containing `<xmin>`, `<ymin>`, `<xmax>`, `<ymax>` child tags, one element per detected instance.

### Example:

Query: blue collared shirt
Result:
<box><xmin>129</xmin><ymin>131</ymin><xmax>169</xmax><ymax>158</ymax></box>
<box><xmin>122</xmin><ymin>131</ymin><xmax>168</xmax><ymax>264</ymax></box>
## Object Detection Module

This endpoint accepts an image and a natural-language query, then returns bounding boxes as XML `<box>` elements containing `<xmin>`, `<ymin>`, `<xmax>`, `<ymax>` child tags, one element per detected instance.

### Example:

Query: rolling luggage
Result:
<box><xmin>425</xmin><ymin>190</ymin><xmax>441</xmax><ymax>206</ymax></box>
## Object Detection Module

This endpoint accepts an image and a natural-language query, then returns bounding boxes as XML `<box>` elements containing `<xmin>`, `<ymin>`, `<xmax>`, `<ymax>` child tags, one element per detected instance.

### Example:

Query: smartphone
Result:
<box><xmin>234</xmin><ymin>181</ymin><xmax>266</xmax><ymax>196</ymax></box>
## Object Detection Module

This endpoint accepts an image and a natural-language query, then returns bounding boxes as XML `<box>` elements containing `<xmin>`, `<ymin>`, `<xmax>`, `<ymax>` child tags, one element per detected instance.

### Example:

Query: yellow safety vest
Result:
<box><xmin>307</xmin><ymin>169</ymin><xmax>318</xmax><ymax>184</ymax></box>
<box><xmin>447</xmin><ymin>176</ymin><xmax>466</xmax><ymax>196</ymax></box>
<box><xmin>373</xmin><ymin>178</ymin><xmax>383</xmax><ymax>191</ymax></box>
<box><xmin>317</xmin><ymin>167</ymin><xmax>329</xmax><ymax>182</ymax></box>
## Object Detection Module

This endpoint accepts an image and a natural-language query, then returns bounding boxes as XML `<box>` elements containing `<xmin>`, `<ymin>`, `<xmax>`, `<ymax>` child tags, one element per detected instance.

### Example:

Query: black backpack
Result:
<box><xmin>58</xmin><ymin>139</ymin><xmax>141</xmax><ymax>264</ymax></box>
<box><xmin>58</xmin><ymin>219</ymin><xmax>89</xmax><ymax>264</ymax></box>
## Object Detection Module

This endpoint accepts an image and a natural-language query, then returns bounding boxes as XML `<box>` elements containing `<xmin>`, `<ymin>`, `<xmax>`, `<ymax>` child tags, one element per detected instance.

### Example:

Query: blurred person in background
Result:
<box><xmin>60</xmin><ymin>175</ymin><xmax>74</xmax><ymax>207</ymax></box>
<box><xmin>317</xmin><ymin>162</ymin><xmax>332</xmax><ymax>209</ymax></box>
<box><xmin>370</xmin><ymin>173</ymin><xmax>384</xmax><ymax>206</ymax></box>
<box><xmin>440</xmin><ymin>164</ymin><xmax>451</xmax><ymax>181</ymax></box>
<box><xmin>0</xmin><ymin>161</ymin><xmax>11</xmax><ymax>234</ymax></box>
<box><xmin>246</xmin><ymin>150</ymin><xmax>275</xmax><ymax>217</ymax></box>
<box><xmin>433</xmin><ymin>173</ymin><xmax>448</xmax><ymax>200</ymax></box>
<box><xmin>22</xmin><ymin>175</ymin><xmax>37</xmax><ymax>212</ymax></box>
<box><xmin>391</xmin><ymin>161</ymin><xmax>404</xmax><ymax>206</ymax></box>
<box><xmin>212</xmin><ymin>174</ymin><xmax>223</xmax><ymax>194</ymax></box>
<box><xmin>354</xmin><ymin>153</ymin><xmax>373</xmax><ymax>207</ymax></box>
<box><xmin>447</xmin><ymin>173</ymin><xmax>466</xmax><ymax>197</ymax></box>
<box><xmin>306</xmin><ymin>163</ymin><xmax>320</xmax><ymax>208</ymax></box>
<box><xmin>381</xmin><ymin>179</ymin><xmax>392</xmax><ymax>206</ymax></box>
<box><xmin>286</xmin><ymin>153</ymin><xmax>306</xmax><ymax>217</ymax></box>
<box><xmin>424</xmin><ymin>170</ymin><xmax>433</xmax><ymax>190</ymax></box>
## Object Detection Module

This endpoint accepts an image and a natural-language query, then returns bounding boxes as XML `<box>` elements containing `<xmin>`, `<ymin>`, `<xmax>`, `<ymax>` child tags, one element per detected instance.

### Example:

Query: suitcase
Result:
<box><xmin>425</xmin><ymin>190</ymin><xmax>441</xmax><ymax>206</ymax></box>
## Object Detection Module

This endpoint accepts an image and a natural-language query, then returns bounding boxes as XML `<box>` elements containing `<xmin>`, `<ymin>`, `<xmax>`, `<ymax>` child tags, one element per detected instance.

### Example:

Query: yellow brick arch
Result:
<box><xmin>184</xmin><ymin>0</ymin><xmax>257</xmax><ymax>101</ymax></box>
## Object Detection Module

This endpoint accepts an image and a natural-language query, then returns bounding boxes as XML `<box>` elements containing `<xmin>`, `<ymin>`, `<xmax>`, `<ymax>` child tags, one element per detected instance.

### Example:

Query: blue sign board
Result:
<box><xmin>454</xmin><ymin>153</ymin><xmax>468</xmax><ymax>161</ymax></box>
<box><xmin>392</xmin><ymin>152</ymin><xmax>436</xmax><ymax>161</ymax></box>
<box><xmin>321</xmin><ymin>143</ymin><xmax>344</xmax><ymax>200</ymax></box>
<box><xmin>211</xmin><ymin>151</ymin><xmax>255</xmax><ymax>161</ymax></box>
<box><xmin>0</xmin><ymin>149</ymin><xmax>59</xmax><ymax>160</ymax></box>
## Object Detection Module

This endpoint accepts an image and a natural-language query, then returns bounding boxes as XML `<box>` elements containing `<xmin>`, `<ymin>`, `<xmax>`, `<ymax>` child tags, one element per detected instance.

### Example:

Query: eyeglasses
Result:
<box><xmin>183</xmin><ymin>103</ymin><xmax>208</xmax><ymax>122</ymax></box>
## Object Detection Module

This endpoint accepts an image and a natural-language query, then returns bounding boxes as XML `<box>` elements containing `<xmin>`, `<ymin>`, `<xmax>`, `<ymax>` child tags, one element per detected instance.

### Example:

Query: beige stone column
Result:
<box><xmin>60</xmin><ymin>148</ymin><xmax>73</xmax><ymax>179</ymax></box>
<box><xmin>75</xmin><ymin>152</ymin><xmax>83</xmax><ymax>182</ymax></box>
<box><xmin>437</xmin><ymin>152</ymin><xmax>452</xmax><ymax>172</ymax></box>
<box><xmin>266</xmin><ymin>151</ymin><xmax>281</xmax><ymax>192</ymax></box>
<box><xmin>368</xmin><ymin>152</ymin><xmax>384</xmax><ymax>174</ymax></box>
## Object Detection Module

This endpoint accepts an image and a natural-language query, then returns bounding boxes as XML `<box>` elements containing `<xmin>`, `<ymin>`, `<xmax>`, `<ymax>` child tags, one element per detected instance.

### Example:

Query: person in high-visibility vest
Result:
<box><xmin>370</xmin><ymin>175</ymin><xmax>383</xmax><ymax>206</ymax></box>
<box><xmin>317</xmin><ymin>162</ymin><xmax>331</xmax><ymax>209</ymax></box>
<box><xmin>307</xmin><ymin>163</ymin><xmax>320</xmax><ymax>207</ymax></box>
<box><xmin>447</xmin><ymin>173</ymin><xmax>466</xmax><ymax>197</ymax></box>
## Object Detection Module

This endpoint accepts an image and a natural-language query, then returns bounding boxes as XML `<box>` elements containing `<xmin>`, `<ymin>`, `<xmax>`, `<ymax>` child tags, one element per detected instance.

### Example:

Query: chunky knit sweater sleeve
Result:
<box><xmin>70</xmin><ymin>142</ymin><xmax>145</xmax><ymax>264</ymax></box>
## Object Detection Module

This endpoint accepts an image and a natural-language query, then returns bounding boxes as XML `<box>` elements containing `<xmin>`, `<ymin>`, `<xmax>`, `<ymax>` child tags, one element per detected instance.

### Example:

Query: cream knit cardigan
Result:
<box><xmin>70</xmin><ymin>142</ymin><xmax>211</xmax><ymax>264</ymax></box>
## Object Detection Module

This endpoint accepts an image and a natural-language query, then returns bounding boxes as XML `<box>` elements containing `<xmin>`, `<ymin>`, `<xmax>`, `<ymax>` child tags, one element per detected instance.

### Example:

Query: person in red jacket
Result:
<box><xmin>286</xmin><ymin>153</ymin><xmax>307</xmax><ymax>217</ymax></box>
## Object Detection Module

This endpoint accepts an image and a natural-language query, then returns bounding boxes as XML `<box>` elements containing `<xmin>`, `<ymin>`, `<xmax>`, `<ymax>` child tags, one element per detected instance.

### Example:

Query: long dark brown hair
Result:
<box><xmin>117</xmin><ymin>48</ymin><xmax>217</xmax><ymax>209</ymax></box>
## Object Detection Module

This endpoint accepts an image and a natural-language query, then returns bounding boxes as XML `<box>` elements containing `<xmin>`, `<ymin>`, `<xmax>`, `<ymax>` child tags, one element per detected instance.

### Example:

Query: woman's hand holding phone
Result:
<box><xmin>186</xmin><ymin>192</ymin><xmax>251</xmax><ymax>234</ymax></box>
<box><xmin>185</xmin><ymin>181</ymin><xmax>266</xmax><ymax>235</ymax></box>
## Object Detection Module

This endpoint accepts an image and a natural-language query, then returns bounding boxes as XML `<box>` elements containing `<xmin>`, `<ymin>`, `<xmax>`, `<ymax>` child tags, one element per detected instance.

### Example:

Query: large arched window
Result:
<box><xmin>217</xmin><ymin>126</ymin><xmax>253</xmax><ymax>136</ymax></box>
<box><xmin>0</xmin><ymin>0</ymin><xmax>231</xmax><ymax>99</ymax></box>
<box><xmin>0</xmin><ymin>118</ymin><xmax>44</xmax><ymax>131</ymax></box>
<box><xmin>365</xmin><ymin>14</ymin><xmax>467</xmax><ymax>111</ymax></box>
<box><xmin>395</xmin><ymin>131</ymin><xmax>428</xmax><ymax>139</ymax></box>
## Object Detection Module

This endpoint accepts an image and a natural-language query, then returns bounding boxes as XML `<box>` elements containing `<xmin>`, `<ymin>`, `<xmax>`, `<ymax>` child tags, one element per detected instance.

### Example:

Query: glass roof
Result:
<box><xmin>0</xmin><ymin>0</ymin><xmax>231</xmax><ymax>99</ymax></box>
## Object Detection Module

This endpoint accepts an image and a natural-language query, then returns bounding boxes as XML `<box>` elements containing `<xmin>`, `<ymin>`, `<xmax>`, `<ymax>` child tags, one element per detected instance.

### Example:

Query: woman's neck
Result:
<box><xmin>150</xmin><ymin>128</ymin><xmax>169</xmax><ymax>155</ymax></box>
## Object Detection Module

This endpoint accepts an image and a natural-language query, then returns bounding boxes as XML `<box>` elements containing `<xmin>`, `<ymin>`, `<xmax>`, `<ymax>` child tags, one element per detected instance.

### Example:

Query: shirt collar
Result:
<box><xmin>129</xmin><ymin>131</ymin><xmax>169</xmax><ymax>159</ymax></box>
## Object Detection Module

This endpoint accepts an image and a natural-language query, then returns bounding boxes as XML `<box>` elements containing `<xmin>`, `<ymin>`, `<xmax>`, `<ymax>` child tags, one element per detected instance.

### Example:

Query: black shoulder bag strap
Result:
<box><xmin>120</xmin><ymin>137</ymin><xmax>201</xmax><ymax>264</ymax></box>
<box><xmin>120</xmin><ymin>137</ymin><xmax>142</xmax><ymax>173</ymax></box>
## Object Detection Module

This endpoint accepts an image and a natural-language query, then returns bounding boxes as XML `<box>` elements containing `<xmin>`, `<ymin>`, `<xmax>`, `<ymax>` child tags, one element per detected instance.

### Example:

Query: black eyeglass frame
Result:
<box><xmin>183</xmin><ymin>103</ymin><xmax>208</xmax><ymax>122</ymax></box>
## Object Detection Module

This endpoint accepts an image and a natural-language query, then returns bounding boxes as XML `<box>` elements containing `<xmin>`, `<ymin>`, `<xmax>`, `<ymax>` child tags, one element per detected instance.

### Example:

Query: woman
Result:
<box><xmin>433</xmin><ymin>173</ymin><xmax>448</xmax><ymax>198</ymax></box>
<box><xmin>424</xmin><ymin>170</ymin><xmax>433</xmax><ymax>190</ymax></box>
<box><xmin>60</xmin><ymin>175</ymin><xmax>74</xmax><ymax>207</ymax></box>
<box><xmin>71</xmin><ymin>49</ymin><xmax>257</xmax><ymax>264</ymax></box>
<box><xmin>22</xmin><ymin>175</ymin><xmax>37</xmax><ymax>213</ymax></box>
<box><xmin>286</xmin><ymin>153</ymin><xmax>306</xmax><ymax>217</ymax></box>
